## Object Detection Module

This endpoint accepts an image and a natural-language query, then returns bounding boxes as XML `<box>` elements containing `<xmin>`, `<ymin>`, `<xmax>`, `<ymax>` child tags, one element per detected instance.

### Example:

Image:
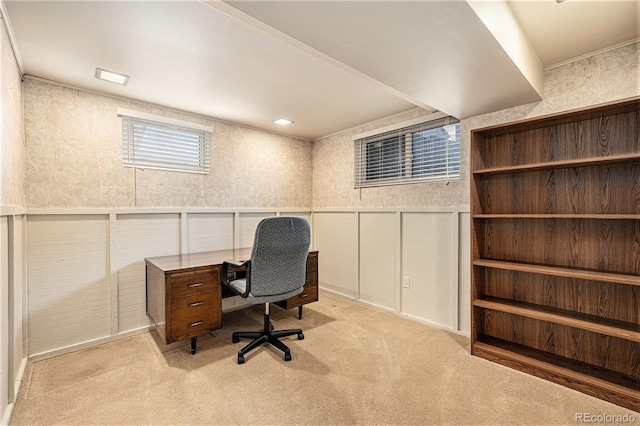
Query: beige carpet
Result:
<box><xmin>10</xmin><ymin>291</ymin><xmax>639</xmax><ymax>425</ymax></box>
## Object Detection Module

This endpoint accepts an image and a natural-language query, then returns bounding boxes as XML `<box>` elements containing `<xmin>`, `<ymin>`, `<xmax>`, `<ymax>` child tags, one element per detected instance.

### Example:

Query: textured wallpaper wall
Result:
<box><xmin>23</xmin><ymin>79</ymin><xmax>313</xmax><ymax>209</ymax></box>
<box><xmin>0</xmin><ymin>20</ymin><xmax>24</xmax><ymax>208</ymax></box>
<box><xmin>313</xmin><ymin>43</ymin><xmax>640</xmax><ymax>210</ymax></box>
<box><xmin>312</xmin><ymin>108</ymin><xmax>469</xmax><ymax>209</ymax></box>
<box><xmin>464</xmin><ymin>43</ymin><xmax>640</xmax><ymax>142</ymax></box>
<box><xmin>21</xmin><ymin>42</ymin><xmax>640</xmax><ymax>210</ymax></box>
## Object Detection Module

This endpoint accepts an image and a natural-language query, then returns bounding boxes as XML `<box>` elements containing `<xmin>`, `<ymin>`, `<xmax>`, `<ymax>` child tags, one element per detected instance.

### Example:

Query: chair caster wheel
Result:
<box><xmin>237</xmin><ymin>354</ymin><xmax>245</xmax><ymax>364</ymax></box>
<box><xmin>232</xmin><ymin>336</ymin><xmax>239</xmax><ymax>343</ymax></box>
<box><xmin>298</xmin><ymin>332</ymin><xmax>304</xmax><ymax>340</ymax></box>
<box><xmin>284</xmin><ymin>351</ymin><xmax>292</xmax><ymax>361</ymax></box>
<box><xmin>270</xmin><ymin>322</ymin><xmax>275</xmax><ymax>331</ymax></box>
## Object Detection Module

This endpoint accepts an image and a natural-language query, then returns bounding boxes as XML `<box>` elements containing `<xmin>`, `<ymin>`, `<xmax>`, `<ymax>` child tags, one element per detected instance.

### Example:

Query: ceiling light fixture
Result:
<box><xmin>95</xmin><ymin>68</ymin><xmax>129</xmax><ymax>85</ymax></box>
<box><xmin>273</xmin><ymin>118</ymin><xmax>293</xmax><ymax>126</ymax></box>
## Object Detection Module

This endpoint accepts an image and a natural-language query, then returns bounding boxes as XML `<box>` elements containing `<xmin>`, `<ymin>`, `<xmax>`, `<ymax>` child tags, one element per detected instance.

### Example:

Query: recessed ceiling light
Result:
<box><xmin>95</xmin><ymin>68</ymin><xmax>129</xmax><ymax>85</ymax></box>
<box><xmin>273</xmin><ymin>118</ymin><xmax>293</xmax><ymax>126</ymax></box>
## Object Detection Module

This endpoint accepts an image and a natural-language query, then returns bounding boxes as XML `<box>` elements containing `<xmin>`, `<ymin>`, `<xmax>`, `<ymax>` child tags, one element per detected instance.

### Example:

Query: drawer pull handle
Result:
<box><xmin>188</xmin><ymin>301</ymin><xmax>205</xmax><ymax>307</ymax></box>
<box><xmin>189</xmin><ymin>321</ymin><xmax>204</xmax><ymax>327</ymax></box>
<box><xmin>188</xmin><ymin>282</ymin><xmax>204</xmax><ymax>288</ymax></box>
<box><xmin>300</xmin><ymin>293</ymin><xmax>308</xmax><ymax>298</ymax></box>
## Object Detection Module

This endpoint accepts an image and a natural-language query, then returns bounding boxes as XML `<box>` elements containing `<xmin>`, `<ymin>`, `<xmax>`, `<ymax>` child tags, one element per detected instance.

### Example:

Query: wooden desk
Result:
<box><xmin>145</xmin><ymin>249</ymin><xmax>318</xmax><ymax>354</ymax></box>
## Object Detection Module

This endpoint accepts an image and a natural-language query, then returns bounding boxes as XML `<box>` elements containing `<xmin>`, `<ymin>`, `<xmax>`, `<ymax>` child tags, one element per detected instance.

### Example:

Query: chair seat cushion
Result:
<box><xmin>228</xmin><ymin>278</ymin><xmax>303</xmax><ymax>303</ymax></box>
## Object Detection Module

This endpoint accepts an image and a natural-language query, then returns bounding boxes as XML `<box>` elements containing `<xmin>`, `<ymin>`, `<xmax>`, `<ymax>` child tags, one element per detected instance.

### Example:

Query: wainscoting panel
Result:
<box><xmin>236</xmin><ymin>212</ymin><xmax>312</xmax><ymax>249</ymax></box>
<box><xmin>359</xmin><ymin>212</ymin><xmax>397</xmax><ymax>311</ymax></box>
<box><xmin>23</xmin><ymin>209</ymin><xmax>315</xmax><ymax>357</ymax></box>
<box><xmin>186</xmin><ymin>213</ymin><xmax>234</xmax><ymax>253</ymax></box>
<box><xmin>312</xmin><ymin>209</ymin><xmax>468</xmax><ymax>333</ymax></box>
<box><xmin>114</xmin><ymin>214</ymin><xmax>180</xmax><ymax>333</ymax></box>
<box><xmin>312</xmin><ymin>212</ymin><xmax>359</xmax><ymax>298</ymax></box>
<box><xmin>237</xmin><ymin>212</ymin><xmax>275</xmax><ymax>248</ymax></box>
<box><xmin>401</xmin><ymin>212</ymin><xmax>456</xmax><ymax>329</ymax></box>
<box><xmin>26</xmin><ymin>215</ymin><xmax>111</xmax><ymax>356</ymax></box>
<box><xmin>22</xmin><ymin>207</ymin><xmax>469</xmax><ymax>358</ymax></box>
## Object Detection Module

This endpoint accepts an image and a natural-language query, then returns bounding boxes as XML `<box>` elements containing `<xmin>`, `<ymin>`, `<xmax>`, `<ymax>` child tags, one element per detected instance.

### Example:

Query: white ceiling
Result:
<box><xmin>509</xmin><ymin>0</ymin><xmax>640</xmax><ymax>66</ymax></box>
<box><xmin>2</xmin><ymin>0</ymin><xmax>639</xmax><ymax>140</ymax></box>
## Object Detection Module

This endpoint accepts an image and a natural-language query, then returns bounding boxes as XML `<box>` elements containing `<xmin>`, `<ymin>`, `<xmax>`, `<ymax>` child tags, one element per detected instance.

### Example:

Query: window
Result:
<box><xmin>354</xmin><ymin>114</ymin><xmax>459</xmax><ymax>188</ymax></box>
<box><xmin>366</xmin><ymin>136</ymin><xmax>404</xmax><ymax>181</ymax></box>
<box><xmin>118</xmin><ymin>108</ymin><xmax>212</xmax><ymax>174</ymax></box>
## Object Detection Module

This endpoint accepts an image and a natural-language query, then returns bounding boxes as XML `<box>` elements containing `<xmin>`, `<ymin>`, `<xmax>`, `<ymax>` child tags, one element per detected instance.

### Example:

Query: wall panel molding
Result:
<box><xmin>24</xmin><ymin>208</ymin><xmax>313</xmax><ymax>358</ymax></box>
<box><xmin>22</xmin><ymin>206</ymin><xmax>468</xmax><ymax>357</ymax></box>
<box><xmin>313</xmin><ymin>208</ymin><xmax>471</xmax><ymax>335</ymax></box>
<box><xmin>0</xmin><ymin>206</ymin><xmax>26</xmax><ymax>216</ymax></box>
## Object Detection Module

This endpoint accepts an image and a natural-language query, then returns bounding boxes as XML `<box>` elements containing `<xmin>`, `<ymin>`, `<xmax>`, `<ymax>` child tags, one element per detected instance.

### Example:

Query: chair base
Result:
<box><xmin>232</xmin><ymin>303</ymin><xmax>304</xmax><ymax>364</ymax></box>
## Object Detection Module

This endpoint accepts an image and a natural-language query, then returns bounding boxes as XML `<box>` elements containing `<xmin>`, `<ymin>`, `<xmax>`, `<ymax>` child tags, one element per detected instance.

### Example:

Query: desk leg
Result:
<box><xmin>191</xmin><ymin>336</ymin><xmax>197</xmax><ymax>355</ymax></box>
<box><xmin>298</xmin><ymin>306</ymin><xmax>303</xmax><ymax>320</ymax></box>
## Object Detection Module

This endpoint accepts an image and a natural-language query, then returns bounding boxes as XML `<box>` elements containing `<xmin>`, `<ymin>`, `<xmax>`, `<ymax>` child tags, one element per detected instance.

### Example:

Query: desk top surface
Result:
<box><xmin>145</xmin><ymin>249</ymin><xmax>318</xmax><ymax>273</ymax></box>
<box><xmin>145</xmin><ymin>248</ymin><xmax>253</xmax><ymax>272</ymax></box>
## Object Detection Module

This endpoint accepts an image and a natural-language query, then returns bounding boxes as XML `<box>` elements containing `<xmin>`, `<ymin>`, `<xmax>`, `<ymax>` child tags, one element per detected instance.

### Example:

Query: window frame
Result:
<box><xmin>353</xmin><ymin>113</ymin><xmax>460</xmax><ymax>188</ymax></box>
<box><xmin>117</xmin><ymin>108</ymin><xmax>212</xmax><ymax>174</ymax></box>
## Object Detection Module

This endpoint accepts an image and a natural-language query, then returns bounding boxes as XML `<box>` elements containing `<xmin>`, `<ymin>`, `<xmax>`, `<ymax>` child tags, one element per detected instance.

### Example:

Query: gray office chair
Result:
<box><xmin>221</xmin><ymin>216</ymin><xmax>311</xmax><ymax>364</ymax></box>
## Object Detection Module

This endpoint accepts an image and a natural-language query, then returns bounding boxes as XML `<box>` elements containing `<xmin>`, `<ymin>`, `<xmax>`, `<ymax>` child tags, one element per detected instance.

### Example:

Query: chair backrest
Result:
<box><xmin>248</xmin><ymin>216</ymin><xmax>311</xmax><ymax>298</ymax></box>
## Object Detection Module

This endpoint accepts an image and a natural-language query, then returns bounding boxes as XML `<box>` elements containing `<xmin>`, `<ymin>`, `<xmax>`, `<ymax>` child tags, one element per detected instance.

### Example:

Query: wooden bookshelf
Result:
<box><xmin>471</xmin><ymin>98</ymin><xmax>640</xmax><ymax>412</ymax></box>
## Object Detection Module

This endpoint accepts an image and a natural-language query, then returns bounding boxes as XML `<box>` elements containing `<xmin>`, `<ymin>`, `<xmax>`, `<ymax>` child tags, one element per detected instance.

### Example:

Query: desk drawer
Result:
<box><xmin>170</xmin><ymin>272</ymin><xmax>217</xmax><ymax>298</ymax></box>
<box><xmin>281</xmin><ymin>286</ymin><xmax>318</xmax><ymax>309</ymax></box>
<box><xmin>170</xmin><ymin>292</ymin><xmax>221</xmax><ymax>341</ymax></box>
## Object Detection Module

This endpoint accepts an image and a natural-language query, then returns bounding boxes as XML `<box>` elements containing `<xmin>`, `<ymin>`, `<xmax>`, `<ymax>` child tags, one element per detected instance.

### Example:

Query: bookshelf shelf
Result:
<box><xmin>473</xmin><ymin>214</ymin><xmax>640</xmax><ymax>220</ymax></box>
<box><xmin>473</xmin><ymin>259</ymin><xmax>640</xmax><ymax>286</ymax></box>
<box><xmin>472</xmin><ymin>152</ymin><xmax>640</xmax><ymax>175</ymax></box>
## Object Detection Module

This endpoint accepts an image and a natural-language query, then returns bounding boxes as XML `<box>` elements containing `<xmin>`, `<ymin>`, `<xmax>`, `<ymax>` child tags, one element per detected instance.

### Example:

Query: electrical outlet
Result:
<box><xmin>402</xmin><ymin>276</ymin><xmax>410</xmax><ymax>288</ymax></box>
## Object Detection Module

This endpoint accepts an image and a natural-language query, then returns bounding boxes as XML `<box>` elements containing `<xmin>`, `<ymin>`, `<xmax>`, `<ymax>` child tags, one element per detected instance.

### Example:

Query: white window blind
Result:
<box><xmin>354</xmin><ymin>115</ymin><xmax>460</xmax><ymax>188</ymax></box>
<box><xmin>119</xmin><ymin>109</ymin><xmax>211</xmax><ymax>174</ymax></box>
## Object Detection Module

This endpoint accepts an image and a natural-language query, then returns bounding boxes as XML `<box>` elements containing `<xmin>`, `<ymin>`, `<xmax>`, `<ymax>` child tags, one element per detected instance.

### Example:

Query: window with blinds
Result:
<box><xmin>354</xmin><ymin>115</ymin><xmax>460</xmax><ymax>188</ymax></box>
<box><xmin>120</xmin><ymin>111</ymin><xmax>211</xmax><ymax>174</ymax></box>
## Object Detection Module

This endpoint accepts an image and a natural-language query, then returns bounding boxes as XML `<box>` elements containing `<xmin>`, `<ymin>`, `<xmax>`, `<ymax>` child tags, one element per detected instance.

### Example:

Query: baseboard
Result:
<box><xmin>319</xmin><ymin>287</ymin><xmax>470</xmax><ymax>338</ymax></box>
<box><xmin>400</xmin><ymin>312</ymin><xmax>470</xmax><ymax>338</ymax></box>
<box><xmin>13</xmin><ymin>356</ymin><xmax>27</xmax><ymax>400</ymax></box>
<box><xmin>317</xmin><ymin>286</ymin><xmax>356</xmax><ymax>301</ymax></box>
<box><xmin>2</xmin><ymin>356</ymin><xmax>28</xmax><ymax>426</ymax></box>
<box><xmin>28</xmin><ymin>300</ymin><xmax>258</xmax><ymax>361</ymax></box>
<box><xmin>1</xmin><ymin>403</ymin><xmax>14</xmax><ymax>426</ymax></box>
<box><xmin>28</xmin><ymin>327</ymin><xmax>153</xmax><ymax>361</ymax></box>
<box><xmin>356</xmin><ymin>298</ymin><xmax>396</xmax><ymax>314</ymax></box>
